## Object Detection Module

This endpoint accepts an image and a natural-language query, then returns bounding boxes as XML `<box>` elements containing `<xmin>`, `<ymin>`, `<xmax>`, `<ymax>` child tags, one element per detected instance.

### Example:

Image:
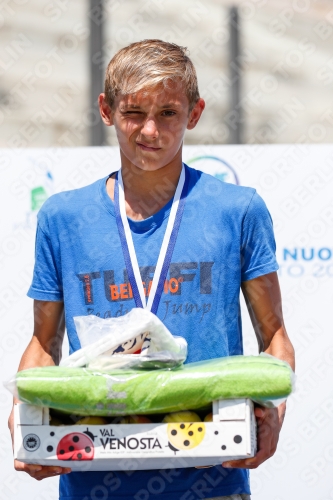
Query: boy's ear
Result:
<box><xmin>187</xmin><ymin>98</ymin><xmax>205</xmax><ymax>130</ymax></box>
<box><xmin>99</xmin><ymin>93</ymin><xmax>114</xmax><ymax>126</ymax></box>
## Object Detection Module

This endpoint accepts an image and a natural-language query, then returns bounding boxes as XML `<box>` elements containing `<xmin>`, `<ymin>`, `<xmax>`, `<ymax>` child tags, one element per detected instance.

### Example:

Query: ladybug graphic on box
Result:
<box><xmin>57</xmin><ymin>428</ymin><xmax>95</xmax><ymax>461</ymax></box>
<box><xmin>167</xmin><ymin>423</ymin><xmax>206</xmax><ymax>453</ymax></box>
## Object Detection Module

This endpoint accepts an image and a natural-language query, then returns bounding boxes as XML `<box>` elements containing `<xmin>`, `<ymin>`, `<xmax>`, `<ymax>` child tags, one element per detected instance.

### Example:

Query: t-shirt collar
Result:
<box><xmin>99</xmin><ymin>171</ymin><xmax>173</xmax><ymax>233</ymax></box>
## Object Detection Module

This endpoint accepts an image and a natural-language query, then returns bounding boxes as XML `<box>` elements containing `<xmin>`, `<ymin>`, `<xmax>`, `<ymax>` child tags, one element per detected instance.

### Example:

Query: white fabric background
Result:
<box><xmin>0</xmin><ymin>144</ymin><xmax>332</xmax><ymax>500</ymax></box>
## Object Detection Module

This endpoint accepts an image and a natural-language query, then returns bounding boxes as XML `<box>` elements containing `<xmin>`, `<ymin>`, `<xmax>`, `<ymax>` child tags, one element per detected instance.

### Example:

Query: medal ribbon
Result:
<box><xmin>114</xmin><ymin>164</ymin><xmax>188</xmax><ymax>314</ymax></box>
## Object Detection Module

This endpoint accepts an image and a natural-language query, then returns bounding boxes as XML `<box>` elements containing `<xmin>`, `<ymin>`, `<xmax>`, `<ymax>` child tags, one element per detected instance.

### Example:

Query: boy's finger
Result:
<box><xmin>33</xmin><ymin>467</ymin><xmax>71</xmax><ymax>480</ymax></box>
<box><xmin>14</xmin><ymin>460</ymin><xmax>42</xmax><ymax>472</ymax></box>
<box><xmin>15</xmin><ymin>461</ymin><xmax>71</xmax><ymax>478</ymax></box>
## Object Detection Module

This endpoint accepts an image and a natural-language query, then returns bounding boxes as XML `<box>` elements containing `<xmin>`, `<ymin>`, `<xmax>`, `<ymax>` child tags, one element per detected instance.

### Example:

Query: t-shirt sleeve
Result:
<box><xmin>27</xmin><ymin>211</ymin><xmax>63</xmax><ymax>301</ymax></box>
<box><xmin>241</xmin><ymin>191</ymin><xmax>279</xmax><ymax>282</ymax></box>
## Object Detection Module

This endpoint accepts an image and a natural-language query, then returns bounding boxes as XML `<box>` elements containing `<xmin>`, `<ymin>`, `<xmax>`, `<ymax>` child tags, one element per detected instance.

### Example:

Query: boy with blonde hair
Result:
<box><xmin>10</xmin><ymin>39</ymin><xmax>294</xmax><ymax>500</ymax></box>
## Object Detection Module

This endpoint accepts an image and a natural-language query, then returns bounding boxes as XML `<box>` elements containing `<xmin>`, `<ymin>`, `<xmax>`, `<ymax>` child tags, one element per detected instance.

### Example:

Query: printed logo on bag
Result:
<box><xmin>167</xmin><ymin>423</ymin><xmax>206</xmax><ymax>452</ymax></box>
<box><xmin>23</xmin><ymin>433</ymin><xmax>41</xmax><ymax>452</ymax></box>
<box><xmin>187</xmin><ymin>156</ymin><xmax>239</xmax><ymax>185</ymax></box>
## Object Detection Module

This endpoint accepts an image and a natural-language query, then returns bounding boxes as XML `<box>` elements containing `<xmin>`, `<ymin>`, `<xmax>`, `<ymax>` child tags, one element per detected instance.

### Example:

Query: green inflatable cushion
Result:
<box><xmin>15</xmin><ymin>355</ymin><xmax>293</xmax><ymax>416</ymax></box>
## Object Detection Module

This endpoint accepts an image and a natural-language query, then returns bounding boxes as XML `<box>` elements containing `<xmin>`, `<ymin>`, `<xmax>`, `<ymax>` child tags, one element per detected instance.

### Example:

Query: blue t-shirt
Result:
<box><xmin>28</xmin><ymin>165</ymin><xmax>278</xmax><ymax>500</ymax></box>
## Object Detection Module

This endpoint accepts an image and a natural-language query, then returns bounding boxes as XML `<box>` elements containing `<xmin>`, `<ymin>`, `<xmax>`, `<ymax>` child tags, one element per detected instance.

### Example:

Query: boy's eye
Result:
<box><xmin>121</xmin><ymin>110</ymin><xmax>176</xmax><ymax>117</ymax></box>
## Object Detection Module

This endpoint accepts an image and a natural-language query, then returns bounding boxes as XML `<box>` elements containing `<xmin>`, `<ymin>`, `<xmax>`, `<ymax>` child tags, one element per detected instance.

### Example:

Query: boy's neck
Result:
<box><xmin>106</xmin><ymin>157</ymin><xmax>183</xmax><ymax>221</ymax></box>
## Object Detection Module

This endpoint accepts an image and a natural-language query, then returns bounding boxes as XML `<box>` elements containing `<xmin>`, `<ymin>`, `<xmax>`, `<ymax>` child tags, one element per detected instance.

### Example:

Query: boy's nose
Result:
<box><xmin>141</xmin><ymin>118</ymin><xmax>159</xmax><ymax>138</ymax></box>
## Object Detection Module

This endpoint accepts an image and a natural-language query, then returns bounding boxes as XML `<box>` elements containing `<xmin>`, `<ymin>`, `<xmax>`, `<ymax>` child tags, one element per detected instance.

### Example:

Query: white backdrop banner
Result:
<box><xmin>0</xmin><ymin>144</ymin><xmax>333</xmax><ymax>500</ymax></box>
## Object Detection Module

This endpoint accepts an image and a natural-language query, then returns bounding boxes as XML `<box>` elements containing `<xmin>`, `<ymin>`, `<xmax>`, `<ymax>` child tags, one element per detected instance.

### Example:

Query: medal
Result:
<box><xmin>114</xmin><ymin>164</ymin><xmax>188</xmax><ymax>314</ymax></box>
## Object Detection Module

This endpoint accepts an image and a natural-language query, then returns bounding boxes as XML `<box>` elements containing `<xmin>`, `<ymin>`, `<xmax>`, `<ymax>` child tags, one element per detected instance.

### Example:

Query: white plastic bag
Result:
<box><xmin>61</xmin><ymin>308</ymin><xmax>187</xmax><ymax>369</ymax></box>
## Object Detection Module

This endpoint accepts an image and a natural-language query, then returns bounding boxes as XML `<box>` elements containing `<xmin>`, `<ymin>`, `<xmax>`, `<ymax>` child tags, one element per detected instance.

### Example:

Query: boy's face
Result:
<box><xmin>99</xmin><ymin>81</ymin><xmax>205</xmax><ymax>172</ymax></box>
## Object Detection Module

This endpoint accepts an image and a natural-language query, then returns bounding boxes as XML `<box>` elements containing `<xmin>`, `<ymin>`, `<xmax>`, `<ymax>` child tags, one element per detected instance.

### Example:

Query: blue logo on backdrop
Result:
<box><xmin>283</xmin><ymin>248</ymin><xmax>332</xmax><ymax>261</ymax></box>
<box><xmin>187</xmin><ymin>155</ymin><xmax>240</xmax><ymax>185</ymax></box>
<box><xmin>279</xmin><ymin>247</ymin><xmax>333</xmax><ymax>278</ymax></box>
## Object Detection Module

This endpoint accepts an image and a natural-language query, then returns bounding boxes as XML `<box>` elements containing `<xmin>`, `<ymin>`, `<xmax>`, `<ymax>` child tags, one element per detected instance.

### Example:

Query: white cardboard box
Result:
<box><xmin>14</xmin><ymin>399</ymin><xmax>256</xmax><ymax>471</ymax></box>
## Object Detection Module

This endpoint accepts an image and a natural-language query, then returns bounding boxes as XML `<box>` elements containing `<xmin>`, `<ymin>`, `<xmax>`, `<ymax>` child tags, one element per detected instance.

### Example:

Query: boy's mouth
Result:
<box><xmin>136</xmin><ymin>142</ymin><xmax>161</xmax><ymax>152</ymax></box>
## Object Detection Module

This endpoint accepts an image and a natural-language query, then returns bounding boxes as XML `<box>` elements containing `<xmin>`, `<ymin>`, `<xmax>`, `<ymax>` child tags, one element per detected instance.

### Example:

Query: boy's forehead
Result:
<box><xmin>116</xmin><ymin>82</ymin><xmax>189</xmax><ymax>109</ymax></box>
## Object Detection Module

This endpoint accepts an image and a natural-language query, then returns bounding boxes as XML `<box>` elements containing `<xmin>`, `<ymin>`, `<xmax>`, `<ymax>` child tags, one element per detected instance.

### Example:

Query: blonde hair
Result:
<box><xmin>104</xmin><ymin>39</ymin><xmax>200</xmax><ymax>111</ymax></box>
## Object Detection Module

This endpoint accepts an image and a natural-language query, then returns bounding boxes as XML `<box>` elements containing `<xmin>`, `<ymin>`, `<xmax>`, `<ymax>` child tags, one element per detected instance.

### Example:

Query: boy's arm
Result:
<box><xmin>223</xmin><ymin>271</ymin><xmax>295</xmax><ymax>469</ymax></box>
<box><xmin>8</xmin><ymin>300</ymin><xmax>72</xmax><ymax>480</ymax></box>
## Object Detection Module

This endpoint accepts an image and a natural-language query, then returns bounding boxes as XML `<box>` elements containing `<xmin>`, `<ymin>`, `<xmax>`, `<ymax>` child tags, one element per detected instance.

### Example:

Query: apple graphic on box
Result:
<box><xmin>76</xmin><ymin>416</ymin><xmax>109</xmax><ymax>425</ymax></box>
<box><xmin>162</xmin><ymin>411</ymin><xmax>201</xmax><ymax>423</ymax></box>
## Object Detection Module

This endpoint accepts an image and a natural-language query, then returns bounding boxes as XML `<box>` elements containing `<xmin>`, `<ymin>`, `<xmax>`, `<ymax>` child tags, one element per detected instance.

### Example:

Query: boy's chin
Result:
<box><xmin>132</xmin><ymin>162</ymin><xmax>170</xmax><ymax>172</ymax></box>
<box><xmin>119</xmin><ymin>147</ymin><xmax>182</xmax><ymax>172</ymax></box>
<box><xmin>123</xmin><ymin>156</ymin><xmax>176</xmax><ymax>172</ymax></box>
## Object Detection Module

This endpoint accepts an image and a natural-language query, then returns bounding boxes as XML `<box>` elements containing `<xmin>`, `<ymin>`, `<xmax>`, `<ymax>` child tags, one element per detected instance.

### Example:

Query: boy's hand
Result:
<box><xmin>14</xmin><ymin>460</ymin><xmax>71</xmax><ymax>480</ymax></box>
<box><xmin>9</xmin><ymin>405</ymin><xmax>71</xmax><ymax>480</ymax></box>
<box><xmin>222</xmin><ymin>405</ymin><xmax>281</xmax><ymax>469</ymax></box>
